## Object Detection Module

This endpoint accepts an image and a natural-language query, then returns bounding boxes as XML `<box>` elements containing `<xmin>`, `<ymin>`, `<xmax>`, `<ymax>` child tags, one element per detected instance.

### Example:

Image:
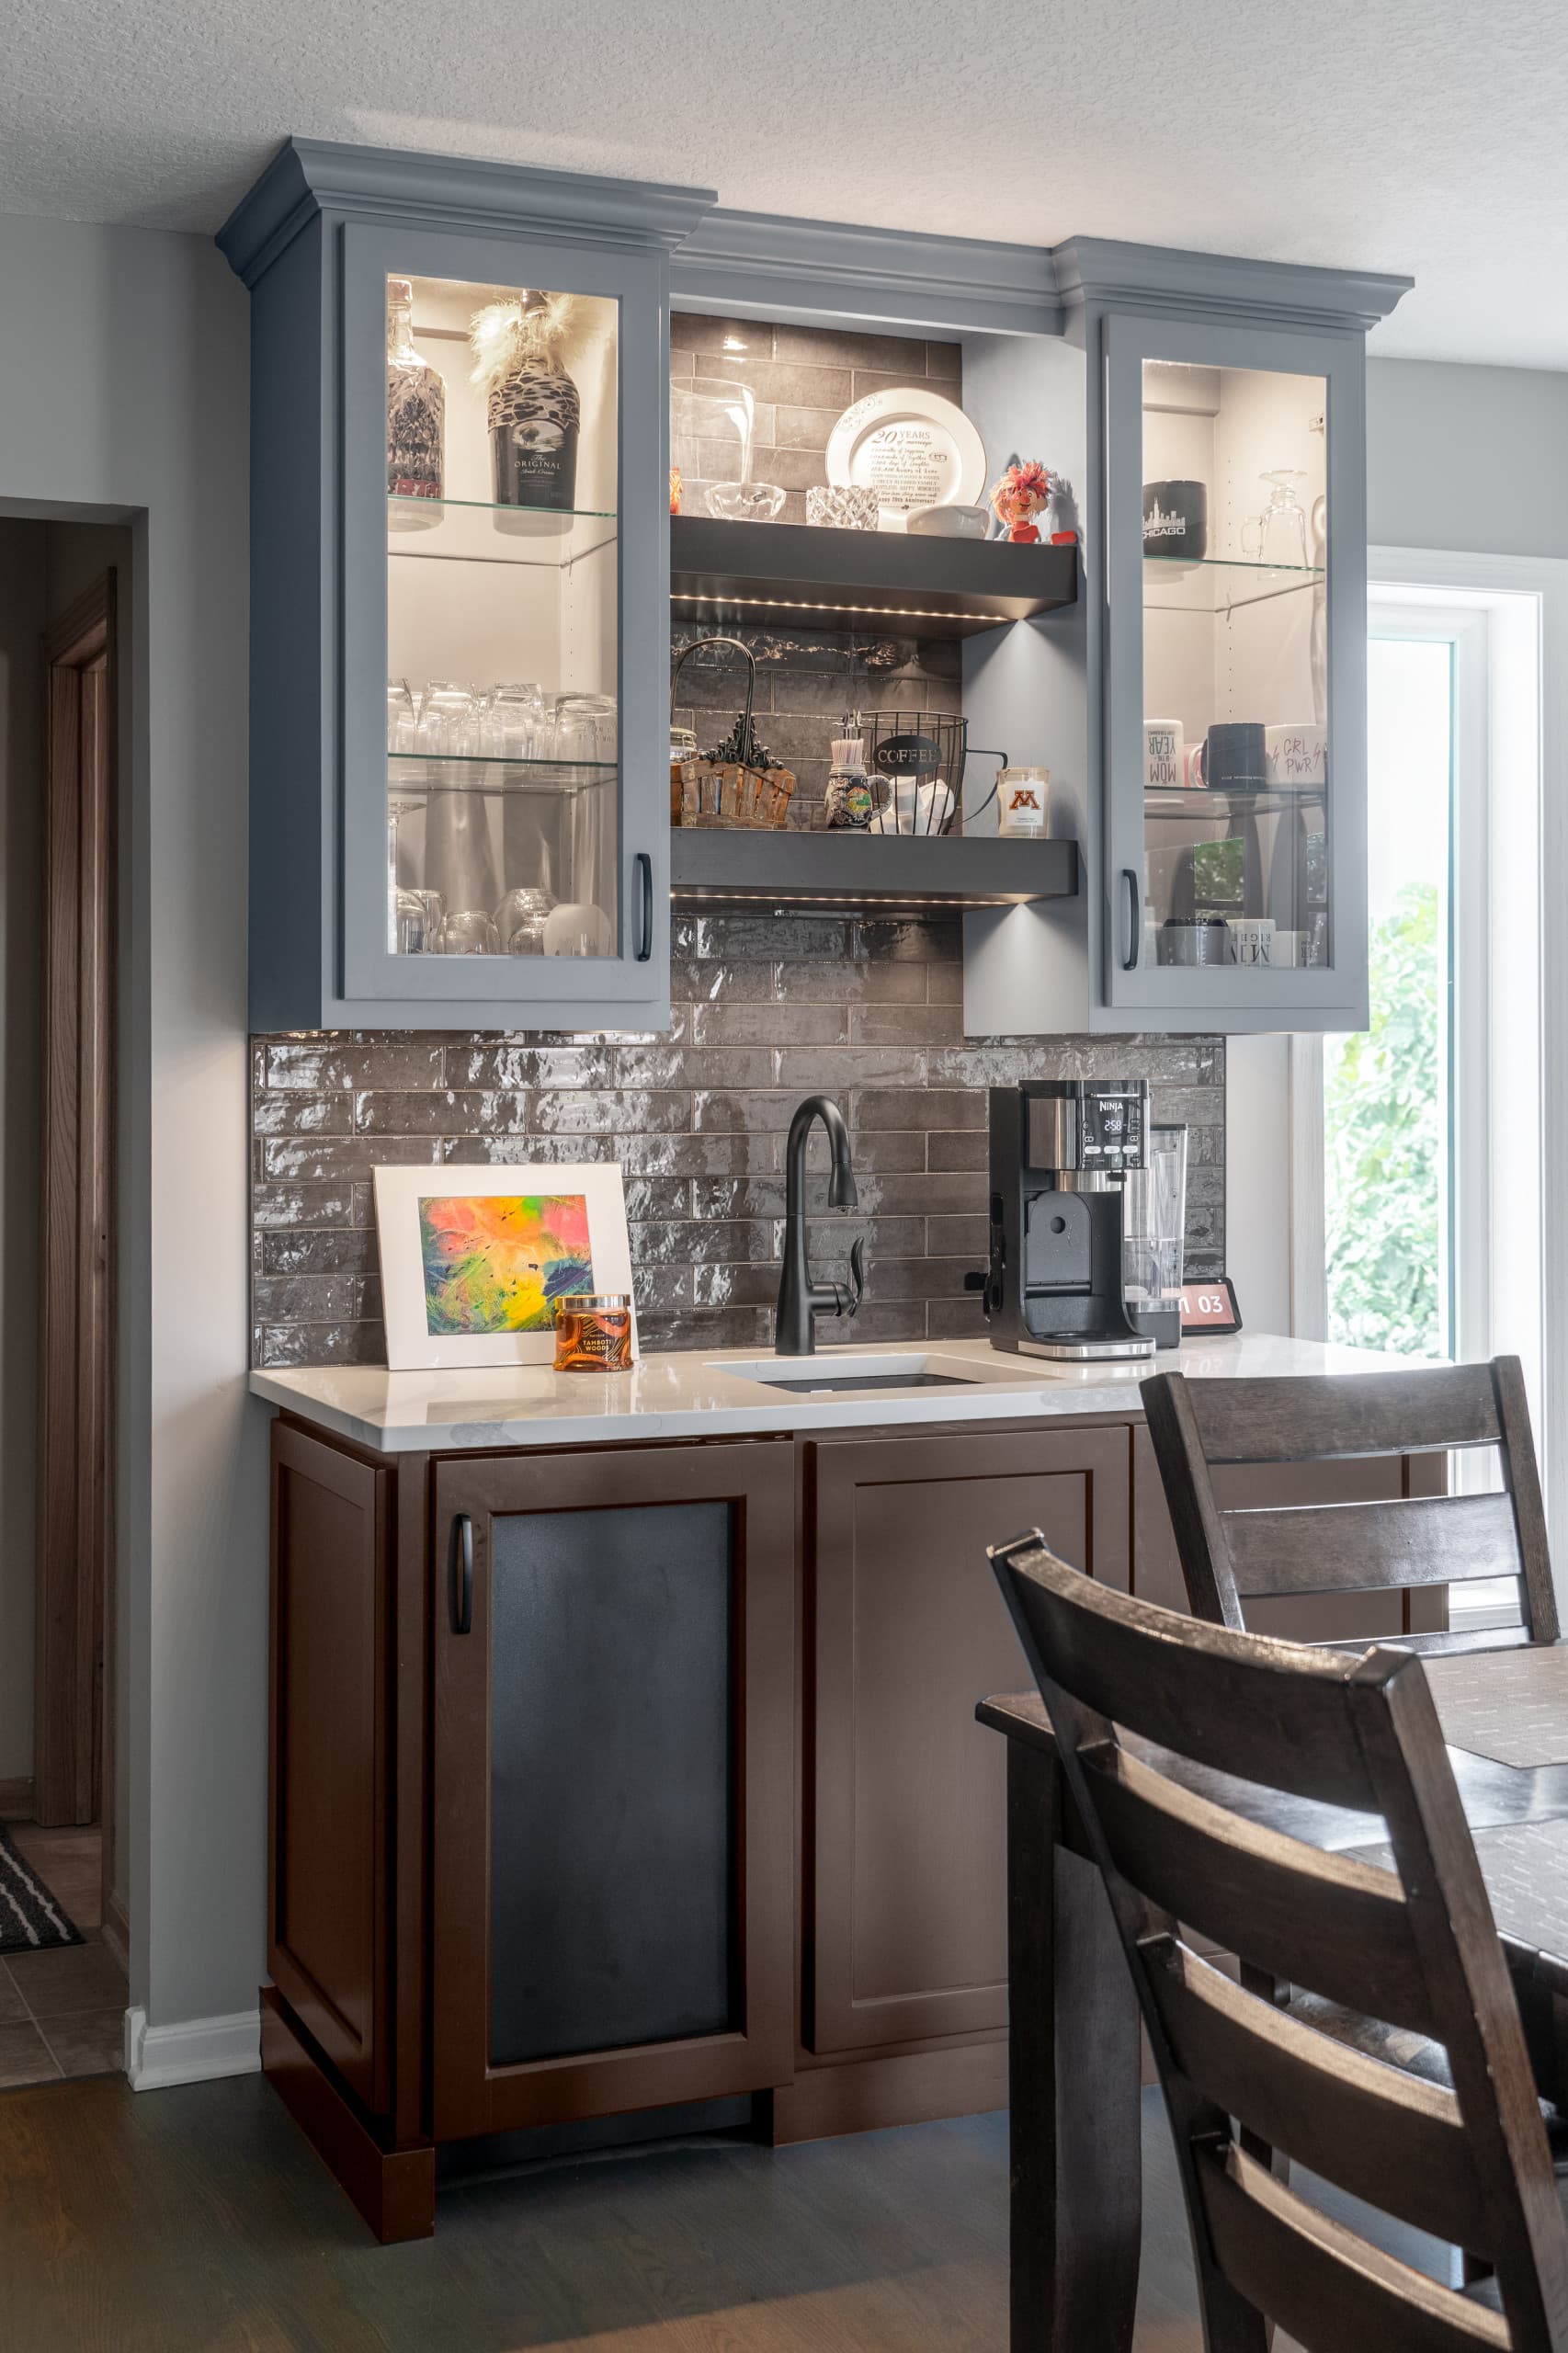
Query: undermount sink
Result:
<box><xmin>720</xmin><ymin>1352</ymin><xmax>996</xmax><ymax>1396</ymax></box>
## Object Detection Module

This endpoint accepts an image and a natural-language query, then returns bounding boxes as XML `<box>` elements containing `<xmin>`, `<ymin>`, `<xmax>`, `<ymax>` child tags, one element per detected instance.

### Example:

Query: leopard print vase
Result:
<box><xmin>487</xmin><ymin>363</ymin><xmax>581</xmax><ymax>512</ymax></box>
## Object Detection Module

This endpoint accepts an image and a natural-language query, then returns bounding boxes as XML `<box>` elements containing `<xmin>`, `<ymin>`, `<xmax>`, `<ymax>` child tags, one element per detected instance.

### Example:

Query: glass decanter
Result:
<box><xmin>386</xmin><ymin>278</ymin><xmax>445</xmax><ymax>529</ymax></box>
<box><xmin>1240</xmin><ymin>470</ymin><xmax>1309</xmax><ymax>568</ymax></box>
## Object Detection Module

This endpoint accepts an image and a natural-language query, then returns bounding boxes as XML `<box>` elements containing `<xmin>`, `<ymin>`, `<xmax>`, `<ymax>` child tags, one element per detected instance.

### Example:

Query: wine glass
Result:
<box><xmin>1241</xmin><ymin>471</ymin><xmax>1309</xmax><ymax>568</ymax></box>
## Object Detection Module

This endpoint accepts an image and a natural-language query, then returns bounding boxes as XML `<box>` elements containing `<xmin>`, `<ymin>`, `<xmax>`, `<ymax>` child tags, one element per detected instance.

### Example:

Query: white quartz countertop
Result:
<box><xmin>249</xmin><ymin>1333</ymin><xmax>1412</xmax><ymax>1456</ymax></box>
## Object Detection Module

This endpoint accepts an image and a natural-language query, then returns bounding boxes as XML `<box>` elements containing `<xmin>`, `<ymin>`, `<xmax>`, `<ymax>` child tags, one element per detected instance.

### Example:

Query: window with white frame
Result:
<box><xmin>1298</xmin><ymin>573</ymin><xmax>1546</xmax><ymax>1621</ymax></box>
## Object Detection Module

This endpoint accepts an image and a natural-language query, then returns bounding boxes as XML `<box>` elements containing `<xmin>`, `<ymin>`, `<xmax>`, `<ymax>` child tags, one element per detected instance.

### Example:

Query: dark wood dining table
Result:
<box><xmin>980</xmin><ymin>1643</ymin><xmax>1568</xmax><ymax>2353</ymax></box>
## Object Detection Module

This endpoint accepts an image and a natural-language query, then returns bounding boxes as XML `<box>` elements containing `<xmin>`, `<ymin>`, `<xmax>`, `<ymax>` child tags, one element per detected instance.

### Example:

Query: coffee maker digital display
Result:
<box><xmin>983</xmin><ymin>1081</ymin><xmax>1166</xmax><ymax>1362</ymax></box>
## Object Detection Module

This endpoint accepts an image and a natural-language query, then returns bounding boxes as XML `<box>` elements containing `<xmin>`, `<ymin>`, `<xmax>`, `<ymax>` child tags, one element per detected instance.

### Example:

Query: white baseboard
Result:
<box><xmin>125</xmin><ymin>2005</ymin><xmax>261</xmax><ymax>2090</ymax></box>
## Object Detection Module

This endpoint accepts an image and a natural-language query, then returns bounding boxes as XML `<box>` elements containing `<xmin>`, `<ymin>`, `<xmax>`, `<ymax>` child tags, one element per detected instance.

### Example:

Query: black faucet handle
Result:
<box><xmin>833</xmin><ymin>1238</ymin><xmax>867</xmax><ymax>1322</ymax></box>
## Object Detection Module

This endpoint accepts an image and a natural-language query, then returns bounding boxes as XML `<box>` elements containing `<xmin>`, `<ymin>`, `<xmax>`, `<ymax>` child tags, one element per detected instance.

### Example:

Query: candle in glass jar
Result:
<box><xmin>553</xmin><ymin>1293</ymin><xmax>634</xmax><ymax>1371</ymax></box>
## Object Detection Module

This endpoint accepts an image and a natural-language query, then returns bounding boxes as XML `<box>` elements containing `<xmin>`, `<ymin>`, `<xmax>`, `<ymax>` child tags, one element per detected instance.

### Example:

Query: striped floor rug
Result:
<box><xmin>0</xmin><ymin>1827</ymin><xmax>83</xmax><ymax>1953</ymax></box>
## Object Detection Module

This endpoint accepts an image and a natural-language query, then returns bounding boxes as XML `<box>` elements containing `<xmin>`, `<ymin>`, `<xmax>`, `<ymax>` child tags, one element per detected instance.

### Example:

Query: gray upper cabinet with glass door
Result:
<box><xmin>1090</xmin><ymin>251</ymin><xmax>1412</xmax><ymax>1033</ymax></box>
<box><xmin>1110</xmin><ymin>313</ymin><xmax>1367</xmax><ymax>1024</ymax></box>
<box><xmin>965</xmin><ymin>241</ymin><xmax>1411</xmax><ymax>1037</ymax></box>
<box><xmin>218</xmin><ymin>140</ymin><xmax>716</xmax><ymax>1030</ymax></box>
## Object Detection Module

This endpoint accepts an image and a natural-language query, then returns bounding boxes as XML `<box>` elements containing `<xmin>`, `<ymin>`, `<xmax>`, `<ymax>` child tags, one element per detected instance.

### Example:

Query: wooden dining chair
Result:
<box><xmin>991</xmin><ymin>1530</ymin><xmax>1568</xmax><ymax>2352</ymax></box>
<box><xmin>1141</xmin><ymin>1358</ymin><xmax>1559</xmax><ymax>1654</ymax></box>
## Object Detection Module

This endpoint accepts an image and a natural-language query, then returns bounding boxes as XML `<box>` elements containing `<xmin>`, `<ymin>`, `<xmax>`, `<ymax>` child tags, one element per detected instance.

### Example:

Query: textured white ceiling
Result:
<box><xmin>5</xmin><ymin>0</ymin><xmax>1568</xmax><ymax>366</ymax></box>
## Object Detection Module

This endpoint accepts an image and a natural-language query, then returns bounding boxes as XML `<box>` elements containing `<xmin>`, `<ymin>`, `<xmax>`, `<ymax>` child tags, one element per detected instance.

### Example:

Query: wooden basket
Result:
<box><xmin>671</xmin><ymin>634</ymin><xmax>795</xmax><ymax>830</ymax></box>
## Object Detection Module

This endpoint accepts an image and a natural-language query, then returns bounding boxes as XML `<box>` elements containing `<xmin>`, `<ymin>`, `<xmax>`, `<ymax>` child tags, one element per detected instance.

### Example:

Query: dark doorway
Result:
<box><xmin>35</xmin><ymin>574</ymin><xmax>116</xmax><ymax>1831</ymax></box>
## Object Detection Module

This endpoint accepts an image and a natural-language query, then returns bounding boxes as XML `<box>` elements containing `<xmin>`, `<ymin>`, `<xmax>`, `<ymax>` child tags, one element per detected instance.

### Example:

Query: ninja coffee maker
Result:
<box><xmin>980</xmin><ymin>1080</ymin><xmax>1179</xmax><ymax>1360</ymax></box>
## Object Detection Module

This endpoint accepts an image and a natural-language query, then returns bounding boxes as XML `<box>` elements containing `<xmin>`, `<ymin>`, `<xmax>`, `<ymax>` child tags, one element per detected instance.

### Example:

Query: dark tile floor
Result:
<box><xmin>0</xmin><ymin>1824</ymin><xmax>125</xmax><ymax>2086</ymax></box>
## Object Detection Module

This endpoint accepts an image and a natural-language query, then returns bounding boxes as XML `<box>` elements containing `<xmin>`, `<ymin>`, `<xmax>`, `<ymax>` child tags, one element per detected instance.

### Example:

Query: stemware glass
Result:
<box><xmin>1240</xmin><ymin>471</ymin><xmax>1309</xmax><ymax>568</ymax></box>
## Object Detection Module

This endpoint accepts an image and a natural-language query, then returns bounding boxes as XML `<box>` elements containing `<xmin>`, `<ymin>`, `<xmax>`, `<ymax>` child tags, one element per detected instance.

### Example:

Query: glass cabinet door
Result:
<box><xmin>1104</xmin><ymin>313</ymin><xmax>1367</xmax><ymax>1019</ymax></box>
<box><xmin>342</xmin><ymin>222</ymin><xmax>665</xmax><ymax>1012</ymax></box>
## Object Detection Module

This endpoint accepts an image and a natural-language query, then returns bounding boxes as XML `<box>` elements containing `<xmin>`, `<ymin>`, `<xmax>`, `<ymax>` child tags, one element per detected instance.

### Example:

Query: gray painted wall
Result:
<box><xmin>1366</xmin><ymin>358</ymin><xmax>1568</xmax><ymax>557</ymax></box>
<box><xmin>0</xmin><ymin>212</ymin><xmax>256</xmax><ymax>2034</ymax></box>
<box><xmin>0</xmin><ymin>522</ymin><xmax>45</xmax><ymax>1790</ymax></box>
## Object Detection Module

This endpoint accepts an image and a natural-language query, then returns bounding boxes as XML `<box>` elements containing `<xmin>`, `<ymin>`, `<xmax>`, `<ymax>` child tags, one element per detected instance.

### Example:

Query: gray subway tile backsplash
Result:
<box><xmin>251</xmin><ymin>920</ymin><xmax>1225</xmax><ymax>1367</ymax></box>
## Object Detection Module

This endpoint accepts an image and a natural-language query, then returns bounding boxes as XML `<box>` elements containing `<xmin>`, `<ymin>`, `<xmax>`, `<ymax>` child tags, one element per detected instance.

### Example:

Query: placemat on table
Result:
<box><xmin>1426</xmin><ymin>1645</ymin><xmax>1568</xmax><ymax>1769</ymax></box>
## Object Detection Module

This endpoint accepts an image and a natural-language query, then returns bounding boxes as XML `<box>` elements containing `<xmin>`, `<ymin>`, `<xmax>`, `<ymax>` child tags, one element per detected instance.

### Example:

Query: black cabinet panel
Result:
<box><xmin>488</xmin><ymin>1500</ymin><xmax>735</xmax><ymax>2066</ymax></box>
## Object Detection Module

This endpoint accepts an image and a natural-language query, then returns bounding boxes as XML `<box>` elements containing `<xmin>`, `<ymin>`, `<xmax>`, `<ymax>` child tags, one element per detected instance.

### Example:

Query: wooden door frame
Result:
<box><xmin>35</xmin><ymin>574</ymin><xmax>116</xmax><ymax>1827</ymax></box>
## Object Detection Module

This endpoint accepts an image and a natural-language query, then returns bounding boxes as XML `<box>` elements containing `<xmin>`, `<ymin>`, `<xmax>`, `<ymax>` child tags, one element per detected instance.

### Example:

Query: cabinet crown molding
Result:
<box><xmin>1051</xmin><ymin>234</ymin><xmax>1413</xmax><ymax>335</ymax></box>
<box><xmin>672</xmin><ymin>206</ymin><xmax>1062</xmax><ymax>336</ymax></box>
<box><xmin>217</xmin><ymin>136</ymin><xmax>719</xmax><ymax>287</ymax></box>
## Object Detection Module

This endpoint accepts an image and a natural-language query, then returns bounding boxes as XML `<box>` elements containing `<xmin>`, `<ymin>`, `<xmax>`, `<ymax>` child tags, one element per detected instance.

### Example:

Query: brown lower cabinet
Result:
<box><xmin>261</xmin><ymin>1404</ymin><xmax>1439</xmax><ymax>2240</ymax></box>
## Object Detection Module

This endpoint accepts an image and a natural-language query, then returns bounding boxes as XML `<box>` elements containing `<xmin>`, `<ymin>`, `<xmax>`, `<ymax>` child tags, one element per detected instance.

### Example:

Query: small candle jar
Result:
<box><xmin>552</xmin><ymin>1293</ymin><xmax>634</xmax><ymax>1372</ymax></box>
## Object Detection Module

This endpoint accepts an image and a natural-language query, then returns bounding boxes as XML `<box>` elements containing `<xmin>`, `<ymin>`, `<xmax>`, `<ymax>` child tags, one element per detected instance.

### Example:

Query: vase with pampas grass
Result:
<box><xmin>470</xmin><ymin>291</ymin><xmax>581</xmax><ymax>524</ymax></box>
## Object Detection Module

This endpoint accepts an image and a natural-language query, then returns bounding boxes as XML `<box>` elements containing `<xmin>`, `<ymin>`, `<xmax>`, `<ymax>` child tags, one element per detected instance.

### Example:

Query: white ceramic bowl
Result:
<box><xmin>905</xmin><ymin>503</ymin><xmax>992</xmax><ymax>540</ymax></box>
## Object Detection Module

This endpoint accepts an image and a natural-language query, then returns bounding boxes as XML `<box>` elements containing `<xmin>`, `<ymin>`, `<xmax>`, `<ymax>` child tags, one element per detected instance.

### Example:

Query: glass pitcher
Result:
<box><xmin>1240</xmin><ymin>470</ymin><xmax>1309</xmax><ymax>568</ymax></box>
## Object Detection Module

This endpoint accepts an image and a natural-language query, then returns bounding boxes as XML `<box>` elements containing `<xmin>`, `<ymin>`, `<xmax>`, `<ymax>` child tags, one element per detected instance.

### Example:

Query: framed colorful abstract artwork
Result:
<box><xmin>373</xmin><ymin>1163</ymin><xmax>636</xmax><ymax>1370</ymax></box>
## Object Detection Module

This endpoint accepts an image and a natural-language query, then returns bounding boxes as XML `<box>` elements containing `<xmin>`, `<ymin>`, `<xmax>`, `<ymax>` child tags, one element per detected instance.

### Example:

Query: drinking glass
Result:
<box><xmin>393</xmin><ymin>890</ymin><xmax>432</xmax><ymax>953</ymax></box>
<box><xmin>550</xmin><ymin>692</ymin><xmax>619</xmax><ymax>767</ymax></box>
<box><xmin>542</xmin><ymin>901</ymin><xmax>612</xmax><ymax>957</ymax></box>
<box><xmin>494</xmin><ymin>885</ymin><xmax>554</xmax><ymax>955</ymax></box>
<box><xmin>415</xmin><ymin>682</ymin><xmax>480</xmax><ymax>756</ymax></box>
<box><xmin>386</xmin><ymin>787</ymin><xmax>425</xmax><ymax>949</ymax></box>
<box><xmin>481</xmin><ymin>682</ymin><xmax>547</xmax><ymax>760</ymax></box>
<box><xmin>386</xmin><ymin>678</ymin><xmax>416</xmax><ymax>754</ymax></box>
<box><xmin>438</xmin><ymin>908</ymin><xmax>501</xmax><ymax>955</ymax></box>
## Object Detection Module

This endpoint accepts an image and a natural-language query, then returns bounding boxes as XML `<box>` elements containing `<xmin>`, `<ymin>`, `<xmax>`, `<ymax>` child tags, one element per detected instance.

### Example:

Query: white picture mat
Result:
<box><xmin>374</xmin><ymin>1161</ymin><xmax>636</xmax><ymax>1370</ymax></box>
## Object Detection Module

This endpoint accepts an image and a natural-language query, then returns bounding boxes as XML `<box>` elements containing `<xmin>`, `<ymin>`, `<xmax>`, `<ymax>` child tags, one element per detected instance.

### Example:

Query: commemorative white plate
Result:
<box><xmin>824</xmin><ymin>386</ymin><xmax>987</xmax><ymax>533</ymax></box>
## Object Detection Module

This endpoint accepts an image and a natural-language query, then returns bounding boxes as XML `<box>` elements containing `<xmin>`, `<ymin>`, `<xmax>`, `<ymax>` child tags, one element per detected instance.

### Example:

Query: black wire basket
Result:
<box><xmin>857</xmin><ymin>710</ymin><xmax>1007</xmax><ymax>836</ymax></box>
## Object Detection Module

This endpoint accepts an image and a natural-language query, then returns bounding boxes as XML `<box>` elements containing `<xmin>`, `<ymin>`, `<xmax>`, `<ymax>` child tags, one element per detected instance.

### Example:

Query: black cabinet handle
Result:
<box><xmin>634</xmin><ymin>852</ymin><xmax>653</xmax><ymax>961</ymax></box>
<box><xmin>449</xmin><ymin>1513</ymin><xmax>473</xmax><ymax>1636</ymax></box>
<box><xmin>1120</xmin><ymin>868</ymin><xmax>1141</xmax><ymax>972</ymax></box>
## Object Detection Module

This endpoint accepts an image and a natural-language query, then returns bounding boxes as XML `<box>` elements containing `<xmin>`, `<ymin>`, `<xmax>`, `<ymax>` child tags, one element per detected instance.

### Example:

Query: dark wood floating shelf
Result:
<box><xmin>669</xmin><ymin>829</ymin><xmax>1080</xmax><ymax>911</ymax></box>
<box><xmin>670</xmin><ymin>517</ymin><xmax>1078</xmax><ymax>642</ymax></box>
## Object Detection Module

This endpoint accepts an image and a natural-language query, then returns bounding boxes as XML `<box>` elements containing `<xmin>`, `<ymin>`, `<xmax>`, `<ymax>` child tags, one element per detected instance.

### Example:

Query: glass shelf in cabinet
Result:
<box><xmin>1142</xmin><ymin>554</ymin><xmax>1324</xmax><ymax>615</ymax></box>
<box><xmin>1144</xmin><ymin>782</ymin><xmax>1327</xmax><ymax>818</ymax></box>
<box><xmin>387</xmin><ymin>495</ymin><xmax>619</xmax><ymax>567</ymax></box>
<box><xmin>388</xmin><ymin>753</ymin><xmax>617</xmax><ymax>797</ymax></box>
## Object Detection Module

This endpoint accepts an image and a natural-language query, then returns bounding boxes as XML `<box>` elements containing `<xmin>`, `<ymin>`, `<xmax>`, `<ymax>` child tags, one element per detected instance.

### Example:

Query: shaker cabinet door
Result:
<box><xmin>339</xmin><ymin>219</ymin><xmax>669</xmax><ymax>1027</ymax></box>
<box><xmin>804</xmin><ymin>1423</ymin><xmax>1131</xmax><ymax>2056</ymax></box>
<box><xmin>1102</xmin><ymin>309</ymin><xmax>1369</xmax><ymax>1029</ymax></box>
<box><xmin>268</xmin><ymin>1422</ymin><xmax>392</xmax><ymax>2112</ymax></box>
<box><xmin>430</xmin><ymin>1441</ymin><xmax>795</xmax><ymax>2141</ymax></box>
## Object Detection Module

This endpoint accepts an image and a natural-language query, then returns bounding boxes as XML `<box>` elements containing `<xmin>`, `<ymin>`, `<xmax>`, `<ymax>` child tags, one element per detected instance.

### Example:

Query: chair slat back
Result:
<box><xmin>992</xmin><ymin>1536</ymin><xmax>1568</xmax><ymax>2353</ymax></box>
<box><xmin>1142</xmin><ymin>1358</ymin><xmax>1558</xmax><ymax>1644</ymax></box>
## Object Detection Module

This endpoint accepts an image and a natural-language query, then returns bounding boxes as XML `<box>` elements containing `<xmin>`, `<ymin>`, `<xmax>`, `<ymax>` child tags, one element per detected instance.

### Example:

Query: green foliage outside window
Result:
<box><xmin>1324</xmin><ymin>882</ymin><xmax>1443</xmax><ymax>1356</ymax></box>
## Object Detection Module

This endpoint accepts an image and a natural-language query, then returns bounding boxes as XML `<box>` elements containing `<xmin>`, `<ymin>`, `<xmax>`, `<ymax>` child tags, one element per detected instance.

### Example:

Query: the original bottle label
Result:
<box><xmin>489</xmin><ymin>368</ymin><xmax>582</xmax><ymax>511</ymax></box>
